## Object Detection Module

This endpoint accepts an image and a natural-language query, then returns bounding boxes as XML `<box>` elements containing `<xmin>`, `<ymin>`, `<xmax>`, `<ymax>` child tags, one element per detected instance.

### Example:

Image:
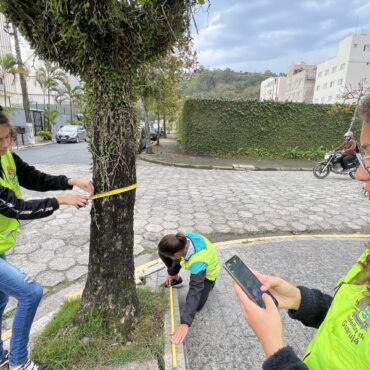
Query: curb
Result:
<box><xmin>13</xmin><ymin>141</ymin><xmax>55</xmax><ymax>151</ymax></box>
<box><xmin>139</xmin><ymin>155</ymin><xmax>313</xmax><ymax>172</ymax></box>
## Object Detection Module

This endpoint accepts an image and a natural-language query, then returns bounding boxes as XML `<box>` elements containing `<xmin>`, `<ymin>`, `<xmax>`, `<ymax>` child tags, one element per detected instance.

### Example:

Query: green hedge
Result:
<box><xmin>178</xmin><ymin>99</ymin><xmax>359</xmax><ymax>159</ymax></box>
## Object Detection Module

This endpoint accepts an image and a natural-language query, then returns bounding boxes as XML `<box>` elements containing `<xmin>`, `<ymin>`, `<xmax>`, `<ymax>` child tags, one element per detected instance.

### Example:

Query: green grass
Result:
<box><xmin>32</xmin><ymin>288</ymin><xmax>168</xmax><ymax>370</ymax></box>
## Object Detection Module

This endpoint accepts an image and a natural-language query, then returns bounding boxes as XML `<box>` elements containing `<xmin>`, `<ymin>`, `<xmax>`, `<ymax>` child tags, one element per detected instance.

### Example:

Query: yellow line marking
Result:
<box><xmin>90</xmin><ymin>183</ymin><xmax>137</xmax><ymax>200</ymax></box>
<box><xmin>170</xmin><ymin>286</ymin><xmax>177</xmax><ymax>368</ymax></box>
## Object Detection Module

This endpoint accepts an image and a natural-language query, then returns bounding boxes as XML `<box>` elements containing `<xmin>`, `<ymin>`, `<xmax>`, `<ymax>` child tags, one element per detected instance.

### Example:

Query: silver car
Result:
<box><xmin>56</xmin><ymin>125</ymin><xmax>87</xmax><ymax>143</ymax></box>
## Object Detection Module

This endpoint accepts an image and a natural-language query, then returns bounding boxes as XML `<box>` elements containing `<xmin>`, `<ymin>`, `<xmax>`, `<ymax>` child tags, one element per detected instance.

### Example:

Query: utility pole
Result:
<box><xmin>11</xmin><ymin>24</ymin><xmax>32</xmax><ymax>123</ymax></box>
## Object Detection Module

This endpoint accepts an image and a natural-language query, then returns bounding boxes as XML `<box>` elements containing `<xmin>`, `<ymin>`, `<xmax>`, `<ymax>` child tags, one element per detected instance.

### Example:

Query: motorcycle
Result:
<box><xmin>313</xmin><ymin>151</ymin><xmax>359</xmax><ymax>179</ymax></box>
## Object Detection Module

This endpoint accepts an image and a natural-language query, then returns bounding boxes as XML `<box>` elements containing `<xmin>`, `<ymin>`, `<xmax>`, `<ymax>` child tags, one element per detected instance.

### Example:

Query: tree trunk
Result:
<box><xmin>79</xmin><ymin>71</ymin><xmax>139</xmax><ymax>340</ymax></box>
<box><xmin>12</xmin><ymin>25</ymin><xmax>32</xmax><ymax>123</ymax></box>
<box><xmin>156</xmin><ymin>112</ymin><xmax>160</xmax><ymax>146</ymax></box>
<box><xmin>144</xmin><ymin>108</ymin><xmax>152</xmax><ymax>154</ymax></box>
<box><xmin>163</xmin><ymin>115</ymin><xmax>167</xmax><ymax>138</ymax></box>
<box><xmin>70</xmin><ymin>100</ymin><xmax>73</xmax><ymax>123</ymax></box>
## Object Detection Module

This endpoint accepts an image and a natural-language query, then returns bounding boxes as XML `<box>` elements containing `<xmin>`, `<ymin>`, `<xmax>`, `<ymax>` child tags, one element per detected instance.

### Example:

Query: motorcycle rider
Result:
<box><xmin>335</xmin><ymin>131</ymin><xmax>358</xmax><ymax>170</ymax></box>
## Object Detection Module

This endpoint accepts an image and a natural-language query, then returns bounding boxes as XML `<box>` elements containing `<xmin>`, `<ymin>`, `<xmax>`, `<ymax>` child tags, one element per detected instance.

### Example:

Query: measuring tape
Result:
<box><xmin>170</xmin><ymin>286</ymin><xmax>177</xmax><ymax>368</ymax></box>
<box><xmin>90</xmin><ymin>183</ymin><xmax>137</xmax><ymax>200</ymax></box>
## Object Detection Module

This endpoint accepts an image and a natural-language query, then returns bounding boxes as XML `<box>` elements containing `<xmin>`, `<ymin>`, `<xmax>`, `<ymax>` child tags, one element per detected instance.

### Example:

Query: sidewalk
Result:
<box><xmin>139</xmin><ymin>134</ymin><xmax>316</xmax><ymax>171</ymax></box>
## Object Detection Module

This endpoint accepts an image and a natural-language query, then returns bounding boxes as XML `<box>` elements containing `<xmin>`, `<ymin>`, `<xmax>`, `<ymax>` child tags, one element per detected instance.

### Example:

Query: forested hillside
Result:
<box><xmin>182</xmin><ymin>67</ymin><xmax>285</xmax><ymax>99</ymax></box>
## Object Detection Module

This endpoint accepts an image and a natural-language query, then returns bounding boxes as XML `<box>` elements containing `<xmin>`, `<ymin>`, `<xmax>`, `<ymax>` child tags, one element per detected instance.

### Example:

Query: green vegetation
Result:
<box><xmin>178</xmin><ymin>99</ymin><xmax>358</xmax><ymax>160</ymax></box>
<box><xmin>32</xmin><ymin>288</ymin><xmax>167</xmax><ymax>370</ymax></box>
<box><xmin>37</xmin><ymin>130</ymin><xmax>52</xmax><ymax>141</ymax></box>
<box><xmin>182</xmin><ymin>68</ymin><xmax>284</xmax><ymax>100</ymax></box>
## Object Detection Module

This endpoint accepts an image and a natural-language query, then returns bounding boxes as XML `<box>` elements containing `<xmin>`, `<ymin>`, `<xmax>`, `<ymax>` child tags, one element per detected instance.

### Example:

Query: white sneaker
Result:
<box><xmin>15</xmin><ymin>359</ymin><xmax>44</xmax><ymax>370</ymax></box>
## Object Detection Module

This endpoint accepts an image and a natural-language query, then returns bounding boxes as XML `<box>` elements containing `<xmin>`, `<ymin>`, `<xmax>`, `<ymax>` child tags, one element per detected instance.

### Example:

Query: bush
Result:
<box><xmin>37</xmin><ymin>130</ymin><xmax>52</xmax><ymax>141</ymax></box>
<box><xmin>178</xmin><ymin>99</ymin><xmax>359</xmax><ymax>159</ymax></box>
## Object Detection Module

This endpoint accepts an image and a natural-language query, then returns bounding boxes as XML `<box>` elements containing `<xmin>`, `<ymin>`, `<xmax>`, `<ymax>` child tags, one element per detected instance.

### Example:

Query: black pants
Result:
<box><xmin>159</xmin><ymin>251</ymin><xmax>215</xmax><ymax>311</ymax></box>
<box><xmin>342</xmin><ymin>154</ymin><xmax>356</xmax><ymax>169</ymax></box>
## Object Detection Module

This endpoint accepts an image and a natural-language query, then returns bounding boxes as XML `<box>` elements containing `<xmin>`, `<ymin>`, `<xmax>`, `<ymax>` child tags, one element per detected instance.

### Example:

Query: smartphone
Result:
<box><xmin>224</xmin><ymin>255</ymin><xmax>278</xmax><ymax>308</ymax></box>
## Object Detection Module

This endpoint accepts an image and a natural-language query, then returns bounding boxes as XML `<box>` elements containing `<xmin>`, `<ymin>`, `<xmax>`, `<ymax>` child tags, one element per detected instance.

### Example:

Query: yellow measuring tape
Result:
<box><xmin>90</xmin><ymin>183</ymin><xmax>137</xmax><ymax>200</ymax></box>
<box><xmin>170</xmin><ymin>286</ymin><xmax>177</xmax><ymax>368</ymax></box>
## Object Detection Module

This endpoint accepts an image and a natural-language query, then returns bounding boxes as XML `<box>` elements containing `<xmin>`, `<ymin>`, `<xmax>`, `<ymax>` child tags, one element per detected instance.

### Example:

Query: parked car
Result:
<box><xmin>56</xmin><ymin>125</ymin><xmax>87</xmax><ymax>143</ymax></box>
<box><xmin>150</xmin><ymin>127</ymin><xmax>158</xmax><ymax>141</ymax></box>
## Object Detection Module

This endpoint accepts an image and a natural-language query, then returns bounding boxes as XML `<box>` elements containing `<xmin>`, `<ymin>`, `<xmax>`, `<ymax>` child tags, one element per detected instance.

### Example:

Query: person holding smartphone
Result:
<box><xmin>233</xmin><ymin>94</ymin><xmax>370</xmax><ymax>370</ymax></box>
<box><xmin>158</xmin><ymin>231</ymin><xmax>220</xmax><ymax>345</ymax></box>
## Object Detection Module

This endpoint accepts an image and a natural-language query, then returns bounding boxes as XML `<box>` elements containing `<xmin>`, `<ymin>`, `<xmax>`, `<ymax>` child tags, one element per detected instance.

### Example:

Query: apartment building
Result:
<box><xmin>284</xmin><ymin>63</ymin><xmax>317</xmax><ymax>103</ymax></box>
<box><xmin>313</xmin><ymin>33</ymin><xmax>370</xmax><ymax>104</ymax></box>
<box><xmin>260</xmin><ymin>76</ymin><xmax>286</xmax><ymax>101</ymax></box>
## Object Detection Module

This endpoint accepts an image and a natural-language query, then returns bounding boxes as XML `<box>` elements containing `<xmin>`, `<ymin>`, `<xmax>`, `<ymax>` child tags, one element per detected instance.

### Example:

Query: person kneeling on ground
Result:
<box><xmin>158</xmin><ymin>231</ymin><xmax>220</xmax><ymax>344</ymax></box>
<box><xmin>0</xmin><ymin>109</ymin><xmax>93</xmax><ymax>370</ymax></box>
<box><xmin>232</xmin><ymin>94</ymin><xmax>370</xmax><ymax>369</ymax></box>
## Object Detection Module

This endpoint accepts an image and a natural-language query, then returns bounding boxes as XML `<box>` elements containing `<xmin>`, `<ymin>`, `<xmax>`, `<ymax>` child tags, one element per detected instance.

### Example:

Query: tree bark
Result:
<box><xmin>163</xmin><ymin>115</ymin><xmax>167</xmax><ymax>138</ymax></box>
<box><xmin>79</xmin><ymin>71</ymin><xmax>139</xmax><ymax>340</ymax></box>
<box><xmin>156</xmin><ymin>112</ymin><xmax>160</xmax><ymax>146</ymax></box>
<box><xmin>12</xmin><ymin>24</ymin><xmax>32</xmax><ymax>123</ymax></box>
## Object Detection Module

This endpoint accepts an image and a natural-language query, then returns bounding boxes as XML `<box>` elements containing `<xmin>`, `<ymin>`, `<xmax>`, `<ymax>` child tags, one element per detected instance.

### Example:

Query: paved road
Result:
<box><xmin>5</xmin><ymin>145</ymin><xmax>370</xmax><ymax>344</ymax></box>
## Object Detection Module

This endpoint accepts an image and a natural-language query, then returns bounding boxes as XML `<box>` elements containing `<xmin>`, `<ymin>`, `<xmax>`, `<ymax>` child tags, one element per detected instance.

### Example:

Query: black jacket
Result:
<box><xmin>262</xmin><ymin>286</ymin><xmax>333</xmax><ymax>370</ymax></box>
<box><xmin>0</xmin><ymin>152</ymin><xmax>72</xmax><ymax>220</ymax></box>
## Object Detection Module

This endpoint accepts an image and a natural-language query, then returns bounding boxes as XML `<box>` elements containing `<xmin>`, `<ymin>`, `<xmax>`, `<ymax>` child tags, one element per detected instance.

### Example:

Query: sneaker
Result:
<box><xmin>0</xmin><ymin>350</ymin><xmax>8</xmax><ymax>369</ymax></box>
<box><xmin>16</xmin><ymin>359</ymin><xmax>44</xmax><ymax>370</ymax></box>
<box><xmin>163</xmin><ymin>276</ymin><xmax>183</xmax><ymax>288</ymax></box>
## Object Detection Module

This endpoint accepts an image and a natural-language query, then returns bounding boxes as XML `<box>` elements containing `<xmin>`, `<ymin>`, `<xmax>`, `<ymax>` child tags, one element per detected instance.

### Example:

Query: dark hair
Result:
<box><xmin>0</xmin><ymin>109</ymin><xmax>16</xmax><ymax>142</ymax></box>
<box><xmin>158</xmin><ymin>232</ymin><xmax>187</xmax><ymax>257</ymax></box>
<box><xmin>358</xmin><ymin>94</ymin><xmax>370</xmax><ymax>123</ymax></box>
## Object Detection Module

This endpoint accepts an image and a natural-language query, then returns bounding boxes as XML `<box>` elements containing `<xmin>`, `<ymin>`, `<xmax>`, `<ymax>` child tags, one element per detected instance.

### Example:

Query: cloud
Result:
<box><xmin>192</xmin><ymin>0</ymin><xmax>370</xmax><ymax>73</ymax></box>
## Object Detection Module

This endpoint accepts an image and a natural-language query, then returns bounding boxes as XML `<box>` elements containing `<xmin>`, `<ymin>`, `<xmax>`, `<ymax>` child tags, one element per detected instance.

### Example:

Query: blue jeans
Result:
<box><xmin>0</xmin><ymin>254</ymin><xmax>43</xmax><ymax>367</ymax></box>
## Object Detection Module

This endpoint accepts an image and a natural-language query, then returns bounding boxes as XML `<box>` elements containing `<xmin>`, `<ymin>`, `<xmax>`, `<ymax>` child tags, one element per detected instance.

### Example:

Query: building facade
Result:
<box><xmin>284</xmin><ymin>63</ymin><xmax>317</xmax><ymax>103</ymax></box>
<box><xmin>260</xmin><ymin>76</ymin><xmax>286</xmax><ymax>101</ymax></box>
<box><xmin>313</xmin><ymin>33</ymin><xmax>370</xmax><ymax>104</ymax></box>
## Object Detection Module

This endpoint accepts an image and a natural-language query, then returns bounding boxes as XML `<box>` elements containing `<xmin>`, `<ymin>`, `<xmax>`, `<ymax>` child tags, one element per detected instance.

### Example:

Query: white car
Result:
<box><xmin>55</xmin><ymin>125</ymin><xmax>87</xmax><ymax>143</ymax></box>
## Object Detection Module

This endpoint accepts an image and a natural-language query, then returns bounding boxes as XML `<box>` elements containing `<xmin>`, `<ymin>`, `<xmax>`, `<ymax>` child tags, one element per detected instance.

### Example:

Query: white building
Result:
<box><xmin>284</xmin><ymin>63</ymin><xmax>317</xmax><ymax>103</ymax></box>
<box><xmin>313</xmin><ymin>33</ymin><xmax>370</xmax><ymax>104</ymax></box>
<box><xmin>260</xmin><ymin>76</ymin><xmax>286</xmax><ymax>102</ymax></box>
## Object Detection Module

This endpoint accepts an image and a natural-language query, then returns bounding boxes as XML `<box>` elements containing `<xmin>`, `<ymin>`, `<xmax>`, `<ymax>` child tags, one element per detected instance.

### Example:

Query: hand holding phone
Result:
<box><xmin>224</xmin><ymin>255</ymin><xmax>278</xmax><ymax>308</ymax></box>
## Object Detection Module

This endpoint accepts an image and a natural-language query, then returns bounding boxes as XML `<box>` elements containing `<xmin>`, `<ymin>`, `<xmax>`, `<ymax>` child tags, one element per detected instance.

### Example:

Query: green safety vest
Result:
<box><xmin>180</xmin><ymin>234</ymin><xmax>220</xmax><ymax>281</ymax></box>
<box><xmin>0</xmin><ymin>150</ymin><xmax>22</xmax><ymax>254</ymax></box>
<box><xmin>303</xmin><ymin>249</ymin><xmax>370</xmax><ymax>370</ymax></box>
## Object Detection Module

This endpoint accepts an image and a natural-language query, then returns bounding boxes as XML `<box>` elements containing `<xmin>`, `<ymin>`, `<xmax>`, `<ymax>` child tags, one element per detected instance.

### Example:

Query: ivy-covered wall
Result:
<box><xmin>178</xmin><ymin>99</ymin><xmax>359</xmax><ymax>159</ymax></box>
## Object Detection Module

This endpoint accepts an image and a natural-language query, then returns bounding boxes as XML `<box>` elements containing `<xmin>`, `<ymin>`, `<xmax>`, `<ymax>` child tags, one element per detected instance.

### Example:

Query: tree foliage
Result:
<box><xmin>182</xmin><ymin>68</ymin><xmax>282</xmax><ymax>100</ymax></box>
<box><xmin>0</xmin><ymin>0</ymin><xmax>205</xmax><ymax>341</ymax></box>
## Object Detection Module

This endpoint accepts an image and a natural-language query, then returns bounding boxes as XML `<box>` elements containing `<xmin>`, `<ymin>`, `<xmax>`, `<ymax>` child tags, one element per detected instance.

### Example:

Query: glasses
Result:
<box><xmin>357</xmin><ymin>153</ymin><xmax>370</xmax><ymax>175</ymax></box>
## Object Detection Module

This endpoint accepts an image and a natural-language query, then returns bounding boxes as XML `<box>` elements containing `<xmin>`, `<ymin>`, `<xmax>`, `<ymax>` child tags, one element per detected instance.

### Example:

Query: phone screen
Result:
<box><xmin>224</xmin><ymin>255</ymin><xmax>278</xmax><ymax>308</ymax></box>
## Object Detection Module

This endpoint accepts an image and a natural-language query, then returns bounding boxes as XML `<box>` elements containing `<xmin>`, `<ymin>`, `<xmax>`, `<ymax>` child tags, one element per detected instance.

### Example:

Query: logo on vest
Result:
<box><xmin>342</xmin><ymin>297</ymin><xmax>369</xmax><ymax>345</ymax></box>
<box><xmin>6</xmin><ymin>165</ymin><xmax>17</xmax><ymax>183</ymax></box>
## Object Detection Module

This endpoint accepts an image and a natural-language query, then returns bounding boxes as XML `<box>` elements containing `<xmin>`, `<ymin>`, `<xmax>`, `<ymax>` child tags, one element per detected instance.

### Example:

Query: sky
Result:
<box><xmin>192</xmin><ymin>0</ymin><xmax>370</xmax><ymax>73</ymax></box>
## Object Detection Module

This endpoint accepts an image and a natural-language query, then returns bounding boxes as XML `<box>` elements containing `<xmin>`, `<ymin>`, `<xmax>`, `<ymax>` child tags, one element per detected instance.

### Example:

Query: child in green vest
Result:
<box><xmin>0</xmin><ymin>110</ymin><xmax>93</xmax><ymax>370</ymax></box>
<box><xmin>158</xmin><ymin>231</ymin><xmax>220</xmax><ymax>344</ymax></box>
<box><xmin>233</xmin><ymin>94</ymin><xmax>370</xmax><ymax>369</ymax></box>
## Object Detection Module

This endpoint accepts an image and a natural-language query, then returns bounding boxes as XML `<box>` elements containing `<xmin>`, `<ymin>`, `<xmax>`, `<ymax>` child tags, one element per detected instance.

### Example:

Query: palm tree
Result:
<box><xmin>35</xmin><ymin>62</ymin><xmax>66</xmax><ymax>129</ymax></box>
<box><xmin>55</xmin><ymin>80</ymin><xmax>84</xmax><ymax>123</ymax></box>
<box><xmin>0</xmin><ymin>53</ymin><xmax>28</xmax><ymax>107</ymax></box>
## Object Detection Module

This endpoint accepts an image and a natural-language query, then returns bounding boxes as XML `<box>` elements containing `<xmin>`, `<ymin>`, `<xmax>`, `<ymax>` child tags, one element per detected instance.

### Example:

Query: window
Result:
<box><xmin>330</xmin><ymin>81</ymin><xmax>334</xmax><ymax>88</ymax></box>
<box><xmin>314</xmin><ymin>98</ymin><xmax>319</xmax><ymax>103</ymax></box>
<box><xmin>316</xmin><ymin>85</ymin><xmax>320</xmax><ymax>91</ymax></box>
<box><xmin>325</xmin><ymin>69</ymin><xmax>329</xmax><ymax>76</ymax></box>
<box><xmin>332</xmin><ymin>66</ymin><xmax>337</xmax><ymax>73</ymax></box>
<box><xmin>318</xmin><ymin>71</ymin><xmax>322</xmax><ymax>78</ymax></box>
<box><xmin>338</xmin><ymin>78</ymin><xmax>343</xmax><ymax>85</ymax></box>
<box><xmin>363</xmin><ymin>44</ymin><xmax>370</xmax><ymax>52</ymax></box>
<box><xmin>323</xmin><ymin>83</ymin><xmax>327</xmax><ymax>89</ymax></box>
<box><xmin>0</xmin><ymin>77</ymin><xmax>3</xmax><ymax>85</ymax></box>
<box><xmin>321</xmin><ymin>97</ymin><xmax>325</xmax><ymax>103</ymax></box>
<box><xmin>328</xmin><ymin>96</ymin><xmax>332</xmax><ymax>102</ymax></box>
<box><xmin>340</xmin><ymin>63</ymin><xmax>346</xmax><ymax>70</ymax></box>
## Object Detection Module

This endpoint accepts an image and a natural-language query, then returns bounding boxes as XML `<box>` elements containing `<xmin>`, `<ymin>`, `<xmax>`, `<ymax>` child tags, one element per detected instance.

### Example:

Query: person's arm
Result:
<box><xmin>0</xmin><ymin>184</ymin><xmax>90</xmax><ymax>220</ymax></box>
<box><xmin>263</xmin><ymin>347</ymin><xmax>309</xmax><ymax>370</ymax></box>
<box><xmin>335</xmin><ymin>142</ymin><xmax>344</xmax><ymax>151</ymax></box>
<box><xmin>13</xmin><ymin>153</ymin><xmax>72</xmax><ymax>191</ymax></box>
<box><xmin>288</xmin><ymin>286</ymin><xmax>333</xmax><ymax>328</ymax></box>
